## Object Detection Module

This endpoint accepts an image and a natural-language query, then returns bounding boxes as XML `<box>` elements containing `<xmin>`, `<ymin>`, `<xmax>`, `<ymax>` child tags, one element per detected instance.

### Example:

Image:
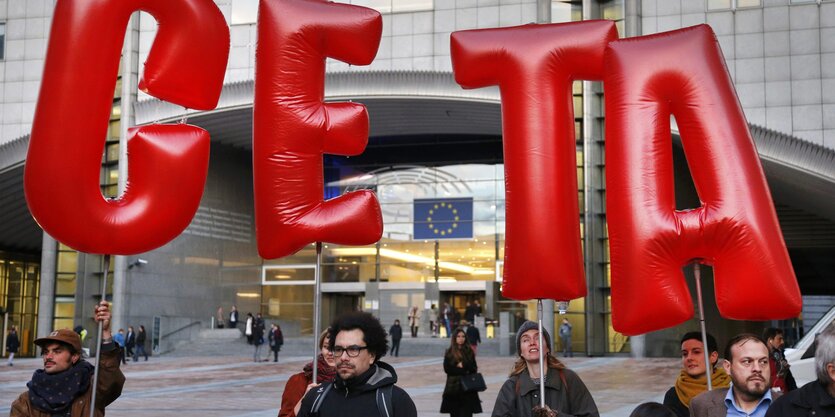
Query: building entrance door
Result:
<box><xmin>323</xmin><ymin>293</ymin><xmax>363</xmax><ymax>327</ymax></box>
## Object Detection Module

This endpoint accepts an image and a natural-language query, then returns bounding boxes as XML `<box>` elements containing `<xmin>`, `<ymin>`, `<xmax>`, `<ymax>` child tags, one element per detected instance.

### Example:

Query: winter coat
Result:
<box><xmin>765</xmin><ymin>380</ymin><xmax>835</xmax><ymax>417</ymax></box>
<box><xmin>491</xmin><ymin>367</ymin><xmax>599</xmax><ymax>417</ymax></box>
<box><xmin>10</xmin><ymin>344</ymin><xmax>125</xmax><ymax>417</ymax></box>
<box><xmin>466</xmin><ymin>326</ymin><xmax>481</xmax><ymax>346</ymax></box>
<box><xmin>278</xmin><ymin>372</ymin><xmax>310</xmax><ymax>417</ymax></box>
<box><xmin>253</xmin><ymin>319</ymin><xmax>265</xmax><ymax>345</ymax></box>
<box><xmin>136</xmin><ymin>329</ymin><xmax>146</xmax><ymax>346</ymax></box>
<box><xmin>269</xmin><ymin>327</ymin><xmax>284</xmax><ymax>352</ymax></box>
<box><xmin>296</xmin><ymin>361</ymin><xmax>417</xmax><ymax>417</ymax></box>
<box><xmin>390</xmin><ymin>324</ymin><xmax>403</xmax><ymax>341</ymax></box>
<box><xmin>440</xmin><ymin>347</ymin><xmax>483</xmax><ymax>414</ymax></box>
<box><xmin>6</xmin><ymin>332</ymin><xmax>20</xmax><ymax>353</ymax></box>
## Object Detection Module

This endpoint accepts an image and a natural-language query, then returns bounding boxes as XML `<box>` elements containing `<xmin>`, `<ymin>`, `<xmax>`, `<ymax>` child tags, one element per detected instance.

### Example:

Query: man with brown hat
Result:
<box><xmin>10</xmin><ymin>301</ymin><xmax>125</xmax><ymax>417</ymax></box>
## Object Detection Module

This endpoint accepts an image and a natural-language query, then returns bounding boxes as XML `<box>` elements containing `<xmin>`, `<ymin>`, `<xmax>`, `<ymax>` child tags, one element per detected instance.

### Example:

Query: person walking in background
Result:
<box><xmin>429</xmin><ymin>304</ymin><xmax>439</xmax><ymax>338</ymax></box>
<box><xmin>125</xmin><ymin>326</ymin><xmax>136</xmax><ymax>358</ymax></box>
<box><xmin>464</xmin><ymin>301</ymin><xmax>476</xmax><ymax>324</ymax></box>
<box><xmin>492</xmin><ymin>321</ymin><xmax>599</xmax><ymax>417</ymax></box>
<box><xmin>278</xmin><ymin>330</ymin><xmax>337</xmax><ymax>417</ymax></box>
<box><xmin>763</xmin><ymin>327</ymin><xmax>797</xmax><ymax>393</ymax></box>
<box><xmin>133</xmin><ymin>325</ymin><xmax>148</xmax><ymax>361</ymax></box>
<box><xmin>113</xmin><ymin>328</ymin><xmax>128</xmax><ymax>365</ymax></box>
<box><xmin>662</xmin><ymin>332</ymin><xmax>730</xmax><ymax>417</ymax></box>
<box><xmin>253</xmin><ymin>313</ymin><xmax>266</xmax><ymax>362</ymax></box>
<box><xmin>463</xmin><ymin>320</ymin><xmax>481</xmax><ymax>356</ymax></box>
<box><xmin>390</xmin><ymin>319</ymin><xmax>403</xmax><ymax>357</ymax></box>
<box><xmin>245</xmin><ymin>313</ymin><xmax>254</xmax><ymax>345</ymax></box>
<box><xmin>6</xmin><ymin>326</ymin><xmax>19</xmax><ymax>366</ymax></box>
<box><xmin>443</xmin><ymin>303</ymin><xmax>453</xmax><ymax>338</ymax></box>
<box><xmin>559</xmin><ymin>318</ymin><xmax>573</xmax><ymax>357</ymax></box>
<box><xmin>269</xmin><ymin>323</ymin><xmax>284</xmax><ymax>363</ymax></box>
<box><xmin>441</xmin><ymin>327</ymin><xmax>482</xmax><ymax>417</ymax></box>
<box><xmin>229</xmin><ymin>305</ymin><xmax>239</xmax><ymax>329</ymax></box>
<box><xmin>216</xmin><ymin>306</ymin><xmax>225</xmax><ymax>328</ymax></box>
<box><xmin>408</xmin><ymin>306</ymin><xmax>421</xmax><ymax>338</ymax></box>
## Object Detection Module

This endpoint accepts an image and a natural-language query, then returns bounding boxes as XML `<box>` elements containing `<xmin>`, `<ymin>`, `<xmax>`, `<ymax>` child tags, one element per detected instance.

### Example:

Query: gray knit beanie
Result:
<box><xmin>516</xmin><ymin>321</ymin><xmax>551</xmax><ymax>356</ymax></box>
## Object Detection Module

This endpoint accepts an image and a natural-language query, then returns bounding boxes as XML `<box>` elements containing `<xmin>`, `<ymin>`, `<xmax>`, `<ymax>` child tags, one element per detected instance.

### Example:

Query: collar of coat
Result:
<box><xmin>516</xmin><ymin>368</ymin><xmax>564</xmax><ymax>395</ymax></box>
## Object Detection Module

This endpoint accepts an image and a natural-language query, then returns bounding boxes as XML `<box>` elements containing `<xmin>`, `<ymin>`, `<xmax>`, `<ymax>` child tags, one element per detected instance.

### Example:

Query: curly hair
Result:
<box><xmin>329</xmin><ymin>311</ymin><xmax>389</xmax><ymax>360</ymax></box>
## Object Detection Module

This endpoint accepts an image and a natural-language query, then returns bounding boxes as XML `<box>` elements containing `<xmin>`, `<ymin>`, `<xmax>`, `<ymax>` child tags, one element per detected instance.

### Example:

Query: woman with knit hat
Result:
<box><xmin>278</xmin><ymin>329</ymin><xmax>337</xmax><ymax>417</ymax></box>
<box><xmin>662</xmin><ymin>332</ymin><xmax>730</xmax><ymax>417</ymax></box>
<box><xmin>491</xmin><ymin>321</ymin><xmax>599</xmax><ymax>417</ymax></box>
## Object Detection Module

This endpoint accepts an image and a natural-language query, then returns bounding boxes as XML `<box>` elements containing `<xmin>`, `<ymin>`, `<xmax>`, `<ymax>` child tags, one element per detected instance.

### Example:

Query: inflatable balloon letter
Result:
<box><xmin>605</xmin><ymin>25</ymin><xmax>801</xmax><ymax>335</ymax></box>
<box><xmin>451</xmin><ymin>21</ymin><xmax>618</xmax><ymax>301</ymax></box>
<box><xmin>24</xmin><ymin>0</ymin><xmax>230</xmax><ymax>255</ymax></box>
<box><xmin>254</xmin><ymin>0</ymin><xmax>384</xmax><ymax>259</ymax></box>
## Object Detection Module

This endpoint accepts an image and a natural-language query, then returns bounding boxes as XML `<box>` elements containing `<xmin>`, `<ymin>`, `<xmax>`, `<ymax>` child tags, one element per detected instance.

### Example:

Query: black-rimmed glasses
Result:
<box><xmin>330</xmin><ymin>345</ymin><xmax>368</xmax><ymax>357</ymax></box>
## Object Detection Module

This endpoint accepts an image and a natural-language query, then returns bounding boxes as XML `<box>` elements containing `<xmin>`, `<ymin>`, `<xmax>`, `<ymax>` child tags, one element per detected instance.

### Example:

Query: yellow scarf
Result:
<box><xmin>674</xmin><ymin>368</ymin><xmax>731</xmax><ymax>408</ymax></box>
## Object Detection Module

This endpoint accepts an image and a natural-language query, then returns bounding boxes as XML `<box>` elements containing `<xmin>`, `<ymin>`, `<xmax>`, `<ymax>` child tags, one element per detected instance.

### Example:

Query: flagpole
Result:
<box><xmin>89</xmin><ymin>254</ymin><xmax>110</xmax><ymax>417</ymax></box>
<box><xmin>312</xmin><ymin>242</ymin><xmax>323</xmax><ymax>384</ymax></box>
<box><xmin>537</xmin><ymin>299</ymin><xmax>545</xmax><ymax>408</ymax></box>
<box><xmin>694</xmin><ymin>262</ymin><xmax>712</xmax><ymax>391</ymax></box>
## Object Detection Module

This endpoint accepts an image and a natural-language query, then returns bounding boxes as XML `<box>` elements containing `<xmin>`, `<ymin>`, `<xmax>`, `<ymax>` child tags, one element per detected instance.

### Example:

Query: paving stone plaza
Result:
<box><xmin>0</xmin><ymin>354</ymin><xmax>680</xmax><ymax>417</ymax></box>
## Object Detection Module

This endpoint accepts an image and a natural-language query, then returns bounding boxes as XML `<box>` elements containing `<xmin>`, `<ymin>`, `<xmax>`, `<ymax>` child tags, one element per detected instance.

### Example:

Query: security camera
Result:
<box><xmin>128</xmin><ymin>259</ymin><xmax>149</xmax><ymax>269</ymax></box>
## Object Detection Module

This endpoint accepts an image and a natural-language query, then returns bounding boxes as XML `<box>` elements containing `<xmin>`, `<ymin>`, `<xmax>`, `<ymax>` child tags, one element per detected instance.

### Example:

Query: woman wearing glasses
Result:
<box><xmin>279</xmin><ymin>329</ymin><xmax>336</xmax><ymax>417</ymax></box>
<box><xmin>441</xmin><ymin>327</ymin><xmax>483</xmax><ymax>417</ymax></box>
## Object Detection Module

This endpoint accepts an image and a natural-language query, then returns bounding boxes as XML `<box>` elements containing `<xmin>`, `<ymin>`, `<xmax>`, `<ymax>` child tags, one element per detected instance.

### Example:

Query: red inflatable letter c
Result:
<box><xmin>25</xmin><ymin>0</ymin><xmax>229</xmax><ymax>255</ymax></box>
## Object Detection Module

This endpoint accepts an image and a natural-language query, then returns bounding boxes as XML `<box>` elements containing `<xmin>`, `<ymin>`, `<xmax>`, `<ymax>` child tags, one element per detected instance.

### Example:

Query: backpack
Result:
<box><xmin>309</xmin><ymin>381</ymin><xmax>394</xmax><ymax>417</ymax></box>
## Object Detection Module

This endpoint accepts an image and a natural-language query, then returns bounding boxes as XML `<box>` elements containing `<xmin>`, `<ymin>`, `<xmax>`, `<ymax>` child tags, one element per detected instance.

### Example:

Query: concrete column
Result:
<box><xmin>37</xmin><ymin>232</ymin><xmax>57</xmax><ymax>338</ymax></box>
<box><xmin>542</xmin><ymin>299</ymin><xmax>555</xmax><ymax>352</ymax></box>
<box><xmin>537</xmin><ymin>0</ymin><xmax>551</xmax><ymax>23</ymax></box>
<box><xmin>112</xmin><ymin>12</ymin><xmax>140</xmax><ymax>334</ymax></box>
<box><xmin>625</xmin><ymin>0</ymin><xmax>642</xmax><ymax>37</ymax></box>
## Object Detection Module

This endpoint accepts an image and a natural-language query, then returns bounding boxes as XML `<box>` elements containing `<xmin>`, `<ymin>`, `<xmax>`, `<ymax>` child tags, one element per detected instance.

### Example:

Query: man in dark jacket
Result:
<box><xmin>125</xmin><ymin>326</ymin><xmax>135</xmax><ymax>358</ymax></box>
<box><xmin>765</xmin><ymin>323</ymin><xmax>835</xmax><ymax>417</ymax></box>
<box><xmin>297</xmin><ymin>311</ymin><xmax>417</xmax><ymax>417</ymax></box>
<box><xmin>389</xmin><ymin>319</ymin><xmax>403</xmax><ymax>357</ymax></box>
<box><xmin>10</xmin><ymin>301</ymin><xmax>125</xmax><ymax>417</ymax></box>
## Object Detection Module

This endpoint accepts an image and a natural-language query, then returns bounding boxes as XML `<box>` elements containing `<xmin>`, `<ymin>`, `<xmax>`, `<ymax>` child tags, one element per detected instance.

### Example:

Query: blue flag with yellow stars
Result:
<box><xmin>413</xmin><ymin>198</ymin><xmax>473</xmax><ymax>240</ymax></box>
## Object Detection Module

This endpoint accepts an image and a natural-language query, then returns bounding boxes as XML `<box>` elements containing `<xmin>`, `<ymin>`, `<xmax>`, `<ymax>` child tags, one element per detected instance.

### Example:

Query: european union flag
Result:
<box><xmin>414</xmin><ymin>198</ymin><xmax>473</xmax><ymax>240</ymax></box>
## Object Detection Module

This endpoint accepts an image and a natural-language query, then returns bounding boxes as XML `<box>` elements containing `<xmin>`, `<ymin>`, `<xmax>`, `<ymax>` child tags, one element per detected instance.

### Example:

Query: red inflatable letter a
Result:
<box><xmin>605</xmin><ymin>25</ymin><xmax>801</xmax><ymax>335</ymax></box>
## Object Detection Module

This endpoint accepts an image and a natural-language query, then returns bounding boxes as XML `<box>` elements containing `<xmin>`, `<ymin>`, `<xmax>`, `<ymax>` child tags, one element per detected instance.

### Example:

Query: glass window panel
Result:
<box><xmin>261</xmin><ymin>285</ymin><xmax>314</xmax><ymax>335</ymax></box>
<box><xmin>106</xmin><ymin>143</ymin><xmax>120</xmax><ymax>162</ymax></box>
<box><xmin>109</xmin><ymin>120</ymin><xmax>121</xmax><ymax>140</ymax></box>
<box><xmin>55</xmin><ymin>302</ymin><xmax>75</xmax><ymax>318</ymax></box>
<box><xmin>56</xmin><ymin>273</ymin><xmax>77</xmax><ymax>295</ymax></box>
<box><xmin>264</xmin><ymin>266</ymin><xmax>315</xmax><ymax>283</ymax></box>
<box><xmin>0</xmin><ymin>23</ymin><xmax>5</xmax><ymax>60</ymax></box>
<box><xmin>551</xmin><ymin>2</ymin><xmax>574</xmax><ymax>23</ymax></box>
<box><xmin>737</xmin><ymin>0</ymin><xmax>761</xmax><ymax>6</ymax></box>
<box><xmin>573</xmin><ymin>96</ymin><xmax>583</xmax><ymax>117</ymax></box>
<box><xmin>57</xmin><ymin>252</ymin><xmax>77</xmax><ymax>273</ymax></box>
<box><xmin>231</xmin><ymin>0</ymin><xmax>258</xmax><ymax>24</ymax></box>
<box><xmin>707</xmin><ymin>0</ymin><xmax>732</xmax><ymax>9</ymax></box>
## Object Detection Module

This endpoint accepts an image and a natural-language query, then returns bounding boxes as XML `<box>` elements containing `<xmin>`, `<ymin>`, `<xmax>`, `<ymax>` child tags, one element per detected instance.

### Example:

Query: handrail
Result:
<box><xmin>160</xmin><ymin>320</ymin><xmax>202</xmax><ymax>340</ymax></box>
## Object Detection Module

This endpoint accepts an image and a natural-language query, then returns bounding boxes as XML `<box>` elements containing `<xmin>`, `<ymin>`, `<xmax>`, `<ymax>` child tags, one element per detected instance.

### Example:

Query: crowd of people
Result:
<box><xmin>6</xmin><ymin>302</ymin><xmax>835</xmax><ymax>417</ymax></box>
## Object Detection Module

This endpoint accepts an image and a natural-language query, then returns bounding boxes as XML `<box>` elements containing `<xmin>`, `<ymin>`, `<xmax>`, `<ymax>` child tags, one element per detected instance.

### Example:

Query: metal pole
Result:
<box><xmin>312</xmin><ymin>242</ymin><xmax>323</xmax><ymax>384</ymax></box>
<box><xmin>537</xmin><ymin>299</ymin><xmax>545</xmax><ymax>408</ymax></box>
<box><xmin>89</xmin><ymin>254</ymin><xmax>111</xmax><ymax>417</ymax></box>
<box><xmin>694</xmin><ymin>262</ymin><xmax>712</xmax><ymax>391</ymax></box>
<box><xmin>2</xmin><ymin>312</ymin><xmax>8</xmax><ymax>355</ymax></box>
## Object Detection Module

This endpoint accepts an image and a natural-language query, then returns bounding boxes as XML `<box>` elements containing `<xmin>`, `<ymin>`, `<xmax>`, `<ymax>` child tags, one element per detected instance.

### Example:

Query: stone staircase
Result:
<box><xmin>163</xmin><ymin>328</ymin><xmax>509</xmax><ymax>357</ymax></box>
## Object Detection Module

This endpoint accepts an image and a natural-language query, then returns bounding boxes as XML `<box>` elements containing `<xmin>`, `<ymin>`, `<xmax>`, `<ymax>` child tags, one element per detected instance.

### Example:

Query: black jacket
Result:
<box><xmin>466</xmin><ymin>326</ymin><xmax>481</xmax><ymax>345</ymax></box>
<box><xmin>441</xmin><ymin>348</ymin><xmax>482</xmax><ymax>414</ymax></box>
<box><xmin>662</xmin><ymin>386</ymin><xmax>690</xmax><ymax>417</ymax></box>
<box><xmin>6</xmin><ymin>332</ymin><xmax>20</xmax><ymax>353</ymax></box>
<box><xmin>389</xmin><ymin>324</ymin><xmax>403</xmax><ymax>341</ymax></box>
<box><xmin>297</xmin><ymin>361</ymin><xmax>417</xmax><ymax>417</ymax></box>
<box><xmin>765</xmin><ymin>380</ymin><xmax>835</xmax><ymax>417</ymax></box>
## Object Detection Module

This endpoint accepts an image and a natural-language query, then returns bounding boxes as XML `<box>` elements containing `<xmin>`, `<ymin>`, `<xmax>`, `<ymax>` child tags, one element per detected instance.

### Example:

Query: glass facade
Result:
<box><xmin>0</xmin><ymin>257</ymin><xmax>40</xmax><ymax>356</ymax></box>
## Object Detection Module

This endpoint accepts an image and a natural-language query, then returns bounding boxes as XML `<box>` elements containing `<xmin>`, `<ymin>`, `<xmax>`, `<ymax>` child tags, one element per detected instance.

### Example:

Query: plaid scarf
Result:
<box><xmin>27</xmin><ymin>360</ymin><xmax>94</xmax><ymax>414</ymax></box>
<box><xmin>303</xmin><ymin>353</ymin><xmax>337</xmax><ymax>384</ymax></box>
